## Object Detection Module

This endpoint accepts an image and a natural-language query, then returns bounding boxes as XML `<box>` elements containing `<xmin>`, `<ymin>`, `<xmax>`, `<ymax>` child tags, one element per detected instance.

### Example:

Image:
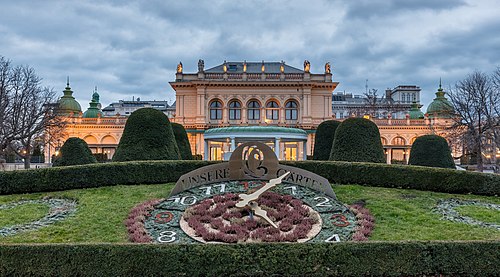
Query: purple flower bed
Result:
<box><xmin>182</xmin><ymin>192</ymin><xmax>321</xmax><ymax>243</ymax></box>
<box><xmin>125</xmin><ymin>199</ymin><xmax>162</xmax><ymax>243</ymax></box>
<box><xmin>348</xmin><ymin>203</ymin><xmax>376</xmax><ymax>241</ymax></box>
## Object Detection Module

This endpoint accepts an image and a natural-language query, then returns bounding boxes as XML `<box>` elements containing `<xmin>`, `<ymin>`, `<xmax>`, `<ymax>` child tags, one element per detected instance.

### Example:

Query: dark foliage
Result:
<box><xmin>52</xmin><ymin>138</ymin><xmax>97</xmax><ymax>167</ymax></box>
<box><xmin>113</xmin><ymin>108</ymin><xmax>180</xmax><ymax>162</ymax></box>
<box><xmin>1</xmin><ymin>160</ymin><xmax>499</xmax><ymax>196</ymax></box>
<box><xmin>409</xmin><ymin>135</ymin><xmax>456</xmax><ymax>169</ymax></box>
<box><xmin>171</xmin><ymin>123</ymin><xmax>193</xmax><ymax>160</ymax></box>
<box><xmin>0</xmin><ymin>242</ymin><xmax>498</xmax><ymax>276</ymax></box>
<box><xmin>329</xmin><ymin>118</ymin><xmax>385</xmax><ymax>163</ymax></box>
<box><xmin>282</xmin><ymin>161</ymin><xmax>500</xmax><ymax>196</ymax></box>
<box><xmin>313</xmin><ymin>120</ymin><xmax>341</xmax><ymax>160</ymax></box>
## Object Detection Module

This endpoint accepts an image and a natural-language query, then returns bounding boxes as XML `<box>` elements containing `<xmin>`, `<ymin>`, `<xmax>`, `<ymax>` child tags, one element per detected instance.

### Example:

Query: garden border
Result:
<box><xmin>0</xmin><ymin>160</ymin><xmax>499</xmax><ymax>196</ymax></box>
<box><xmin>0</xmin><ymin>241</ymin><xmax>498</xmax><ymax>276</ymax></box>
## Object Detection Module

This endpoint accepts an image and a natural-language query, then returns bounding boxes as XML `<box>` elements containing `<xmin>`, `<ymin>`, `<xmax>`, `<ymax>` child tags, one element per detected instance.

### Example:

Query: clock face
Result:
<box><xmin>143</xmin><ymin>180</ymin><xmax>357</xmax><ymax>244</ymax></box>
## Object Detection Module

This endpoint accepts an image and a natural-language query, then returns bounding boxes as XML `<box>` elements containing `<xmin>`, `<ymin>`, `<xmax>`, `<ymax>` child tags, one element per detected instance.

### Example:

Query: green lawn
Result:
<box><xmin>0</xmin><ymin>183</ymin><xmax>498</xmax><ymax>243</ymax></box>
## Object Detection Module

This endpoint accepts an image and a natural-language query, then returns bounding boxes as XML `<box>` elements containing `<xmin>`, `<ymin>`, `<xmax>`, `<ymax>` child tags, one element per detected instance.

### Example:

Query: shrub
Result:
<box><xmin>330</xmin><ymin>118</ymin><xmax>385</xmax><ymax>163</ymax></box>
<box><xmin>1</xmin><ymin>160</ymin><xmax>499</xmax><ymax>196</ymax></box>
<box><xmin>409</xmin><ymin>135</ymin><xmax>455</xmax><ymax>168</ymax></box>
<box><xmin>313</xmin><ymin>120</ymin><xmax>341</xmax><ymax>160</ymax></box>
<box><xmin>113</xmin><ymin>108</ymin><xmax>180</xmax><ymax>161</ymax></box>
<box><xmin>282</xmin><ymin>161</ymin><xmax>499</xmax><ymax>196</ymax></box>
<box><xmin>0</xmin><ymin>242</ymin><xmax>498</xmax><ymax>276</ymax></box>
<box><xmin>0</xmin><ymin>160</ymin><xmax>218</xmax><ymax>195</ymax></box>
<box><xmin>171</xmin><ymin>123</ymin><xmax>193</xmax><ymax>160</ymax></box>
<box><xmin>52</xmin><ymin>137</ymin><xmax>97</xmax><ymax>167</ymax></box>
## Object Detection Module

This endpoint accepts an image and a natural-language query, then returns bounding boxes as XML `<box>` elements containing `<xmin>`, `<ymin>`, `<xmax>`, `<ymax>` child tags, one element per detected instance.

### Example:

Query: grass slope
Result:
<box><xmin>0</xmin><ymin>183</ymin><xmax>498</xmax><ymax>243</ymax></box>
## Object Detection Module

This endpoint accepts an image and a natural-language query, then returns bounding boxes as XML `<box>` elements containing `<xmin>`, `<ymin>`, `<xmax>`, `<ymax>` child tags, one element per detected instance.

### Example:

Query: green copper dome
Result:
<box><xmin>57</xmin><ymin>79</ymin><xmax>82</xmax><ymax>116</ymax></box>
<box><xmin>83</xmin><ymin>88</ymin><xmax>102</xmax><ymax>118</ymax></box>
<box><xmin>408</xmin><ymin>101</ymin><xmax>424</xmax><ymax>119</ymax></box>
<box><xmin>426</xmin><ymin>81</ymin><xmax>454</xmax><ymax>118</ymax></box>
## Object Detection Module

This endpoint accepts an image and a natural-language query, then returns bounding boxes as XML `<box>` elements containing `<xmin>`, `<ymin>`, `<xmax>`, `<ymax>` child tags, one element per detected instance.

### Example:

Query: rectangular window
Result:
<box><xmin>229</xmin><ymin>109</ymin><xmax>241</xmax><ymax>120</ymax></box>
<box><xmin>248</xmin><ymin>109</ymin><xmax>260</xmax><ymax>120</ymax></box>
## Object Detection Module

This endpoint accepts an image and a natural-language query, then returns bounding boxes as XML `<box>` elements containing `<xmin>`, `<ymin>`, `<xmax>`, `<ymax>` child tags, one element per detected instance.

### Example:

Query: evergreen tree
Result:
<box><xmin>313</xmin><ymin>120</ymin><xmax>341</xmax><ymax>160</ymax></box>
<box><xmin>171</xmin><ymin>123</ymin><xmax>193</xmax><ymax>160</ymax></box>
<box><xmin>113</xmin><ymin>108</ymin><xmax>180</xmax><ymax>161</ymax></box>
<box><xmin>329</xmin><ymin>118</ymin><xmax>385</xmax><ymax>163</ymax></box>
<box><xmin>52</xmin><ymin>137</ymin><xmax>97</xmax><ymax>166</ymax></box>
<box><xmin>408</xmin><ymin>135</ymin><xmax>455</xmax><ymax>168</ymax></box>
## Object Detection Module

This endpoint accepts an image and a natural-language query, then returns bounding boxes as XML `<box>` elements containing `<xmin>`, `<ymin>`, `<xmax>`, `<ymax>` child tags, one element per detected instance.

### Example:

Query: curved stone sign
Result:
<box><xmin>170</xmin><ymin>142</ymin><xmax>335</xmax><ymax>199</ymax></box>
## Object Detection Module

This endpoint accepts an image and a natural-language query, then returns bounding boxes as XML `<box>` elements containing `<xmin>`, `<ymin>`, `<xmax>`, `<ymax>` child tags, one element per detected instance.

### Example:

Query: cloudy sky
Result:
<box><xmin>1</xmin><ymin>0</ymin><xmax>499</xmax><ymax>110</ymax></box>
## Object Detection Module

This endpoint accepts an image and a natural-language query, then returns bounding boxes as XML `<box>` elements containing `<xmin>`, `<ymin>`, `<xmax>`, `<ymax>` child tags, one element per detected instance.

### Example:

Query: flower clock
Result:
<box><xmin>126</xmin><ymin>142</ymin><xmax>375</xmax><ymax>244</ymax></box>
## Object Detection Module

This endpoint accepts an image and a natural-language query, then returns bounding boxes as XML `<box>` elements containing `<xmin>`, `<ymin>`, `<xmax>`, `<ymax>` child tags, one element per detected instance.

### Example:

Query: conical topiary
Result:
<box><xmin>171</xmin><ymin>122</ymin><xmax>193</xmax><ymax>160</ymax></box>
<box><xmin>329</xmin><ymin>118</ymin><xmax>385</xmax><ymax>163</ymax></box>
<box><xmin>313</xmin><ymin>120</ymin><xmax>341</xmax><ymax>160</ymax></box>
<box><xmin>52</xmin><ymin>137</ymin><xmax>97</xmax><ymax>166</ymax></box>
<box><xmin>113</xmin><ymin>108</ymin><xmax>180</xmax><ymax>161</ymax></box>
<box><xmin>408</xmin><ymin>135</ymin><xmax>455</xmax><ymax>168</ymax></box>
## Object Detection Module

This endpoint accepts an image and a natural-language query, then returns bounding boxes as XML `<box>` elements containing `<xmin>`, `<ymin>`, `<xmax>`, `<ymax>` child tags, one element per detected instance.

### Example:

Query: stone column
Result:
<box><xmin>230</xmin><ymin>137</ymin><xmax>236</xmax><ymax>152</ymax></box>
<box><xmin>204</xmin><ymin>140</ymin><xmax>209</xmax><ymax>161</ymax></box>
<box><xmin>274</xmin><ymin>137</ymin><xmax>281</xmax><ymax>160</ymax></box>
<box><xmin>303</xmin><ymin>140</ymin><xmax>308</xmax><ymax>160</ymax></box>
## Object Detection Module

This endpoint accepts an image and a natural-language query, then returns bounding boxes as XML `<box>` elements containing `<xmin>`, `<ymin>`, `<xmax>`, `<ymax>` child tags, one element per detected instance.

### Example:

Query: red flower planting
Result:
<box><xmin>181</xmin><ymin>191</ymin><xmax>321</xmax><ymax>243</ymax></box>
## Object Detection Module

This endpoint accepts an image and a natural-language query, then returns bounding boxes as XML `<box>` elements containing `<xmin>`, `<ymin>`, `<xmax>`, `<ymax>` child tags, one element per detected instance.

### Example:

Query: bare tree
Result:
<box><xmin>0</xmin><ymin>55</ymin><xmax>64</xmax><ymax>169</ymax></box>
<box><xmin>447</xmin><ymin>70</ymin><xmax>500</xmax><ymax>172</ymax></box>
<box><xmin>363</xmin><ymin>89</ymin><xmax>383</xmax><ymax>117</ymax></box>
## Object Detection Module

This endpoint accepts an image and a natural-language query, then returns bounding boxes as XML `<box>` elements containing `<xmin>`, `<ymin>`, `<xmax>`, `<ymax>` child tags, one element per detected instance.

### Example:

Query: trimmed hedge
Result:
<box><xmin>409</xmin><ymin>134</ymin><xmax>456</xmax><ymax>168</ymax></box>
<box><xmin>313</xmin><ymin>120</ymin><xmax>341</xmax><ymax>160</ymax></box>
<box><xmin>330</xmin><ymin>118</ymin><xmax>385</xmax><ymax>163</ymax></box>
<box><xmin>0</xmin><ymin>161</ymin><xmax>217</xmax><ymax>195</ymax></box>
<box><xmin>113</xmin><ymin>108</ymin><xmax>180</xmax><ymax>162</ymax></box>
<box><xmin>1</xmin><ymin>160</ymin><xmax>499</xmax><ymax>196</ymax></box>
<box><xmin>0</xmin><ymin>242</ymin><xmax>498</xmax><ymax>276</ymax></box>
<box><xmin>52</xmin><ymin>137</ymin><xmax>97</xmax><ymax>167</ymax></box>
<box><xmin>283</xmin><ymin>161</ymin><xmax>500</xmax><ymax>196</ymax></box>
<box><xmin>171</xmin><ymin>122</ymin><xmax>193</xmax><ymax>160</ymax></box>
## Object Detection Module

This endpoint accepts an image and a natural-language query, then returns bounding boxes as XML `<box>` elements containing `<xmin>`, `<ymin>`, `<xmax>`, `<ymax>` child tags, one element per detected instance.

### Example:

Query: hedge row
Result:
<box><xmin>0</xmin><ymin>161</ymin><xmax>217</xmax><ymax>195</ymax></box>
<box><xmin>0</xmin><ymin>242</ymin><xmax>498</xmax><ymax>276</ymax></box>
<box><xmin>284</xmin><ymin>161</ymin><xmax>500</xmax><ymax>196</ymax></box>
<box><xmin>1</xmin><ymin>160</ymin><xmax>499</xmax><ymax>196</ymax></box>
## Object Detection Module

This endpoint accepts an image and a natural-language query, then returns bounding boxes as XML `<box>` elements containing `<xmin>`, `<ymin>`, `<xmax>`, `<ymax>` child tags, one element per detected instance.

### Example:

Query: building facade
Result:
<box><xmin>47</xmin><ymin>60</ymin><xmax>459</xmax><ymax>164</ymax></box>
<box><xmin>170</xmin><ymin>60</ymin><xmax>336</xmax><ymax>160</ymax></box>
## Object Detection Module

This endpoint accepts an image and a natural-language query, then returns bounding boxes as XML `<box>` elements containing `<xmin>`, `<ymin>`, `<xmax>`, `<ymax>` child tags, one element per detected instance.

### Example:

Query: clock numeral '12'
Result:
<box><xmin>168</xmin><ymin>196</ymin><xmax>198</xmax><ymax>206</ymax></box>
<box><xmin>325</xmin><ymin>234</ymin><xmax>341</xmax><ymax>243</ymax></box>
<box><xmin>314</xmin><ymin>196</ymin><xmax>332</xmax><ymax>207</ymax></box>
<box><xmin>199</xmin><ymin>184</ymin><xmax>226</xmax><ymax>195</ymax></box>
<box><xmin>157</xmin><ymin>231</ymin><xmax>177</xmax><ymax>243</ymax></box>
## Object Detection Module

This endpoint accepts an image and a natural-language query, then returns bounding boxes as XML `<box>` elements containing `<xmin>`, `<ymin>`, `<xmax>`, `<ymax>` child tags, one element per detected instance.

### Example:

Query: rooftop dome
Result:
<box><xmin>426</xmin><ymin>80</ymin><xmax>454</xmax><ymax>118</ymax></box>
<box><xmin>57</xmin><ymin>78</ymin><xmax>82</xmax><ymax>116</ymax></box>
<box><xmin>83</xmin><ymin>87</ymin><xmax>102</xmax><ymax>118</ymax></box>
<box><xmin>408</xmin><ymin>101</ymin><xmax>424</xmax><ymax>119</ymax></box>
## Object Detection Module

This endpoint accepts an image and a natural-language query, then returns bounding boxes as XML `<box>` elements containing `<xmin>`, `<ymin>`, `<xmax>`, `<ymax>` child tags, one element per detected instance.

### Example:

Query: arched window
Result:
<box><xmin>209</xmin><ymin>100</ymin><xmax>222</xmax><ymax>120</ymax></box>
<box><xmin>229</xmin><ymin>100</ymin><xmax>241</xmax><ymax>120</ymax></box>
<box><xmin>412</xmin><ymin>93</ymin><xmax>416</xmax><ymax>102</ymax></box>
<box><xmin>247</xmin><ymin>100</ymin><xmax>260</xmax><ymax>120</ymax></box>
<box><xmin>285</xmin><ymin>100</ymin><xmax>298</xmax><ymax>120</ymax></box>
<box><xmin>392</xmin><ymin>136</ymin><xmax>406</xmax><ymax>145</ymax></box>
<box><xmin>401</xmin><ymin>93</ymin><xmax>406</xmax><ymax>103</ymax></box>
<box><xmin>381</xmin><ymin>137</ymin><xmax>388</xmax><ymax>145</ymax></box>
<box><xmin>266</xmin><ymin>100</ymin><xmax>279</xmax><ymax>120</ymax></box>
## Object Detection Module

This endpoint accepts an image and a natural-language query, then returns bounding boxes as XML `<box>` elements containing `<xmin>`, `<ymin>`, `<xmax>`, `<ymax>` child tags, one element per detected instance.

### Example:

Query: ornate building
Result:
<box><xmin>47</xmin><ymin>61</ymin><xmax>458</xmax><ymax>164</ymax></box>
<box><xmin>170</xmin><ymin>60</ymin><xmax>336</xmax><ymax>160</ymax></box>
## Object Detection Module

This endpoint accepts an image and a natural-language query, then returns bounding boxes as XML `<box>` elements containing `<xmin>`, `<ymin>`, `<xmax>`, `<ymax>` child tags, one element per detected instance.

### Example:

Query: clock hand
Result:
<box><xmin>248</xmin><ymin>201</ymin><xmax>277</xmax><ymax>228</ymax></box>
<box><xmin>236</xmin><ymin>171</ymin><xmax>290</xmax><ymax>208</ymax></box>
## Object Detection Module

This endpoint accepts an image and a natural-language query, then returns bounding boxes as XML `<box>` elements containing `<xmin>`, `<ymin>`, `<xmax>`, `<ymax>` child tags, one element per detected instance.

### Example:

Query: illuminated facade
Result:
<box><xmin>48</xmin><ymin>61</ymin><xmax>458</xmax><ymax>163</ymax></box>
<box><xmin>170</xmin><ymin>60</ymin><xmax>336</xmax><ymax>161</ymax></box>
